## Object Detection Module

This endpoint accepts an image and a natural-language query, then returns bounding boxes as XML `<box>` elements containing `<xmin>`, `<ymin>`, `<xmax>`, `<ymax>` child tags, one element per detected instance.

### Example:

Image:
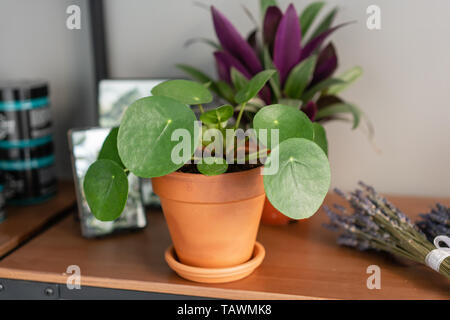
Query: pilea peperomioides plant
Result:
<box><xmin>83</xmin><ymin>73</ymin><xmax>331</xmax><ymax>223</ymax></box>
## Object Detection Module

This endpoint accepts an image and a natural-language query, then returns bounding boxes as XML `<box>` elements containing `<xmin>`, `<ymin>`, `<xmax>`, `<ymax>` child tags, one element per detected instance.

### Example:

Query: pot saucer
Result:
<box><xmin>165</xmin><ymin>242</ymin><xmax>265</xmax><ymax>283</ymax></box>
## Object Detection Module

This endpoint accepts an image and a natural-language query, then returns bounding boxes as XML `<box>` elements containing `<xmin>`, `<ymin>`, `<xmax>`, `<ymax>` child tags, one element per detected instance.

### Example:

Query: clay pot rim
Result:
<box><xmin>165</xmin><ymin>241</ymin><xmax>265</xmax><ymax>277</ymax></box>
<box><xmin>162</xmin><ymin>165</ymin><xmax>263</xmax><ymax>181</ymax></box>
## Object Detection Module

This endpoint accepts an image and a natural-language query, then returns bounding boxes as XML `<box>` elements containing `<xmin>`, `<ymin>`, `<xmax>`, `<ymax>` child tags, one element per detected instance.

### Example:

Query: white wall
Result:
<box><xmin>1</xmin><ymin>0</ymin><xmax>449</xmax><ymax>197</ymax></box>
<box><xmin>0</xmin><ymin>0</ymin><xmax>96</xmax><ymax>179</ymax></box>
<box><xmin>104</xmin><ymin>0</ymin><xmax>450</xmax><ymax>197</ymax></box>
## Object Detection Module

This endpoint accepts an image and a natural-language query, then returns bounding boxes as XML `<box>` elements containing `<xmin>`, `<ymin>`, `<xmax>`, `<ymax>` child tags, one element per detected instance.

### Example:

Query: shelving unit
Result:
<box><xmin>0</xmin><ymin>190</ymin><xmax>449</xmax><ymax>299</ymax></box>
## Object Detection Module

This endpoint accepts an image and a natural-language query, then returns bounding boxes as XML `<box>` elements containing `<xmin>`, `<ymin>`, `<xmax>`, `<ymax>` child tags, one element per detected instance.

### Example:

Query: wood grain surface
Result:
<box><xmin>0</xmin><ymin>181</ymin><xmax>76</xmax><ymax>257</ymax></box>
<box><xmin>0</xmin><ymin>193</ymin><xmax>448</xmax><ymax>299</ymax></box>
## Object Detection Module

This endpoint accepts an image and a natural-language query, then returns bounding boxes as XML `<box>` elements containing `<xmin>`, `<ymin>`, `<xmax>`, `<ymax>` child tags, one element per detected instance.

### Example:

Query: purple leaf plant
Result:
<box><xmin>178</xmin><ymin>1</ymin><xmax>365</xmax><ymax>129</ymax></box>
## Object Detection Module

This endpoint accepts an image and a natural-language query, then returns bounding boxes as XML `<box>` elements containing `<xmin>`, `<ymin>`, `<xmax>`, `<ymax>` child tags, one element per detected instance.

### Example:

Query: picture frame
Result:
<box><xmin>98</xmin><ymin>79</ymin><xmax>167</xmax><ymax>207</ymax></box>
<box><xmin>68</xmin><ymin>126</ymin><xmax>147</xmax><ymax>238</ymax></box>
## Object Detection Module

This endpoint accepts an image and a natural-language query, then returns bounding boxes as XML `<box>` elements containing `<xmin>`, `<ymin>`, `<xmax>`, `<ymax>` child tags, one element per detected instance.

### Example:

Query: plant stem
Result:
<box><xmin>198</xmin><ymin>104</ymin><xmax>205</xmax><ymax>114</ymax></box>
<box><xmin>245</xmin><ymin>148</ymin><xmax>268</xmax><ymax>162</ymax></box>
<box><xmin>234</xmin><ymin>102</ymin><xmax>247</xmax><ymax>130</ymax></box>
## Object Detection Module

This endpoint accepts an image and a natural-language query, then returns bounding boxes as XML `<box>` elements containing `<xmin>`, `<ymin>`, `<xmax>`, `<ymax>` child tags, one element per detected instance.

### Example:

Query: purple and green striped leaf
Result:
<box><xmin>214</xmin><ymin>51</ymin><xmax>252</xmax><ymax>84</ymax></box>
<box><xmin>260</xmin><ymin>0</ymin><xmax>278</xmax><ymax>18</ymax></box>
<box><xmin>273</xmin><ymin>4</ymin><xmax>302</xmax><ymax>85</ymax></box>
<box><xmin>302</xmin><ymin>101</ymin><xmax>318</xmax><ymax>121</ymax></box>
<box><xmin>299</xmin><ymin>2</ymin><xmax>326</xmax><ymax>38</ymax></box>
<box><xmin>284</xmin><ymin>55</ymin><xmax>317</xmax><ymax>99</ymax></box>
<box><xmin>307</xmin><ymin>7</ymin><xmax>337</xmax><ymax>42</ymax></box>
<box><xmin>211</xmin><ymin>6</ymin><xmax>262</xmax><ymax>75</ymax></box>
<box><xmin>263</xmin><ymin>6</ymin><xmax>283</xmax><ymax>50</ymax></box>
<box><xmin>301</xmin><ymin>77</ymin><xmax>345</xmax><ymax>102</ymax></box>
<box><xmin>311</xmin><ymin>42</ymin><xmax>338</xmax><ymax>85</ymax></box>
<box><xmin>301</xmin><ymin>22</ymin><xmax>351</xmax><ymax>60</ymax></box>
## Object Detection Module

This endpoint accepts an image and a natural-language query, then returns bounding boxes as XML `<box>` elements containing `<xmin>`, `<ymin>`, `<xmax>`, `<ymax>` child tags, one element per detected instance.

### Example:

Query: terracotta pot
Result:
<box><xmin>261</xmin><ymin>197</ymin><xmax>295</xmax><ymax>226</ymax></box>
<box><xmin>152</xmin><ymin>167</ymin><xmax>265</xmax><ymax>268</ymax></box>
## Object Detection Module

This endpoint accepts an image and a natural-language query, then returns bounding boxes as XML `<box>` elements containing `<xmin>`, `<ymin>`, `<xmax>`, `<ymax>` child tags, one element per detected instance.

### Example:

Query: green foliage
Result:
<box><xmin>83</xmin><ymin>159</ymin><xmax>128</xmax><ymax>221</ymax></box>
<box><xmin>307</xmin><ymin>7</ymin><xmax>338</xmax><ymax>42</ymax></box>
<box><xmin>184</xmin><ymin>38</ymin><xmax>221</xmax><ymax>50</ymax></box>
<box><xmin>151</xmin><ymin>79</ymin><xmax>213</xmax><ymax>105</ymax></box>
<box><xmin>301</xmin><ymin>78</ymin><xmax>345</xmax><ymax>102</ymax></box>
<box><xmin>300</xmin><ymin>2</ymin><xmax>325</xmax><ymax>37</ymax></box>
<box><xmin>278</xmin><ymin>98</ymin><xmax>302</xmax><ymax>108</ymax></box>
<box><xmin>216</xmin><ymin>81</ymin><xmax>236</xmax><ymax>104</ymax></box>
<box><xmin>316</xmin><ymin>102</ymin><xmax>361</xmax><ymax>129</ymax></box>
<box><xmin>98</xmin><ymin>127</ymin><xmax>124</xmax><ymax>169</ymax></box>
<box><xmin>197</xmin><ymin>157</ymin><xmax>229</xmax><ymax>176</ymax></box>
<box><xmin>230</xmin><ymin>68</ymin><xmax>249</xmax><ymax>91</ymax></box>
<box><xmin>263</xmin><ymin>138</ymin><xmax>330</xmax><ymax>219</ymax></box>
<box><xmin>327</xmin><ymin>66</ymin><xmax>363</xmax><ymax>95</ymax></box>
<box><xmin>235</xmin><ymin>70</ymin><xmax>276</xmax><ymax>104</ymax></box>
<box><xmin>117</xmin><ymin>96</ymin><xmax>198</xmax><ymax>178</ymax></box>
<box><xmin>284</xmin><ymin>55</ymin><xmax>317</xmax><ymax>99</ymax></box>
<box><xmin>260</xmin><ymin>0</ymin><xmax>278</xmax><ymax>17</ymax></box>
<box><xmin>84</xmin><ymin>76</ymin><xmax>333</xmax><ymax>222</ymax></box>
<box><xmin>253</xmin><ymin>104</ymin><xmax>314</xmax><ymax>149</ymax></box>
<box><xmin>200</xmin><ymin>105</ymin><xmax>234</xmax><ymax>125</ymax></box>
<box><xmin>312</xmin><ymin>122</ymin><xmax>328</xmax><ymax>155</ymax></box>
<box><xmin>82</xmin><ymin>0</ymin><xmax>371</xmax><ymax>223</ymax></box>
<box><xmin>176</xmin><ymin>64</ymin><xmax>214</xmax><ymax>85</ymax></box>
<box><xmin>262</xmin><ymin>47</ymin><xmax>282</xmax><ymax>101</ymax></box>
<box><xmin>177</xmin><ymin>3</ymin><xmax>365</xmax><ymax>133</ymax></box>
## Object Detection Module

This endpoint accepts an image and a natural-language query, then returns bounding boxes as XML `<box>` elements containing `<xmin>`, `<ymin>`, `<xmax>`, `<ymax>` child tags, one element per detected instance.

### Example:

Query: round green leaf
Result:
<box><xmin>117</xmin><ymin>96</ymin><xmax>198</xmax><ymax>178</ymax></box>
<box><xmin>83</xmin><ymin>159</ymin><xmax>129</xmax><ymax>221</ymax></box>
<box><xmin>312</xmin><ymin>122</ymin><xmax>328</xmax><ymax>156</ymax></box>
<box><xmin>235</xmin><ymin>70</ymin><xmax>276</xmax><ymax>104</ymax></box>
<box><xmin>253</xmin><ymin>104</ymin><xmax>314</xmax><ymax>149</ymax></box>
<box><xmin>98</xmin><ymin>127</ymin><xmax>125</xmax><ymax>168</ymax></box>
<box><xmin>151</xmin><ymin>79</ymin><xmax>213</xmax><ymax>105</ymax></box>
<box><xmin>263</xmin><ymin>138</ymin><xmax>330</xmax><ymax>219</ymax></box>
<box><xmin>200</xmin><ymin>105</ymin><xmax>234</xmax><ymax>125</ymax></box>
<box><xmin>197</xmin><ymin>157</ymin><xmax>228</xmax><ymax>176</ymax></box>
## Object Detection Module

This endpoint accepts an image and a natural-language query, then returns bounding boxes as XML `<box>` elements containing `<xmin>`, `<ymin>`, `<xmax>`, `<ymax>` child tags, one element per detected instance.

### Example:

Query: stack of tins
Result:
<box><xmin>0</xmin><ymin>81</ymin><xmax>57</xmax><ymax>205</ymax></box>
<box><xmin>0</xmin><ymin>176</ymin><xmax>5</xmax><ymax>222</ymax></box>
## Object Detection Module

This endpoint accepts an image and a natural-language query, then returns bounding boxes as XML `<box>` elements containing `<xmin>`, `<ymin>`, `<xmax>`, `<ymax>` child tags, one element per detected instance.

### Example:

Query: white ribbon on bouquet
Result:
<box><xmin>425</xmin><ymin>235</ymin><xmax>450</xmax><ymax>272</ymax></box>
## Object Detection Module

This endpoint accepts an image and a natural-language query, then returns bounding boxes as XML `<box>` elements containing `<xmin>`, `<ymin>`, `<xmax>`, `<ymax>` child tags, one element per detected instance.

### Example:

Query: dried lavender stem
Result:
<box><xmin>324</xmin><ymin>184</ymin><xmax>450</xmax><ymax>280</ymax></box>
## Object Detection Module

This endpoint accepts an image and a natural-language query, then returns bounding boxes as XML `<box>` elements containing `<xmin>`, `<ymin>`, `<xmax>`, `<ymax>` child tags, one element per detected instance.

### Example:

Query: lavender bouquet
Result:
<box><xmin>417</xmin><ymin>204</ymin><xmax>450</xmax><ymax>242</ymax></box>
<box><xmin>178</xmin><ymin>1</ymin><xmax>366</xmax><ymax>130</ymax></box>
<box><xmin>323</xmin><ymin>182</ymin><xmax>450</xmax><ymax>280</ymax></box>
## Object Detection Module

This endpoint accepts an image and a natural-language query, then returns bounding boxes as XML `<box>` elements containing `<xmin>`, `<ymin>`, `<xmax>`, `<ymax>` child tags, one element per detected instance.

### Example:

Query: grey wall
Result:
<box><xmin>1</xmin><ymin>0</ymin><xmax>449</xmax><ymax>197</ymax></box>
<box><xmin>0</xmin><ymin>0</ymin><xmax>96</xmax><ymax>179</ymax></box>
<box><xmin>104</xmin><ymin>0</ymin><xmax>450</xmax><ymax>197</ymax></box>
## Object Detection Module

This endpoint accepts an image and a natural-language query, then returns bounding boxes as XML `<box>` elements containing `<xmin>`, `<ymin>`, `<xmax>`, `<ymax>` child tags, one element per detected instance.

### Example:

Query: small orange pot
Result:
<box><xmin>152</xmin><ymin>167</ymin><xmax>265</xmax><ymax>268</ymax></box>
<box><xmin>261</xmin><ymin>197</ymin><xmax>295</xmax><ymax>226</ymax></box>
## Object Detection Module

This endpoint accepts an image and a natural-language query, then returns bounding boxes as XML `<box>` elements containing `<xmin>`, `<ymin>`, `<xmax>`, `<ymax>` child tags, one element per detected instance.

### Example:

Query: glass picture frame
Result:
<box><xmin>68</xmin><ymin>127</ymin><xmax>147</xmax><ymax>238</ymax></box>
<box><xmin>98</xmin><ymin>79</ymin><xmax>165</xmax><ymax>207</ymax></box>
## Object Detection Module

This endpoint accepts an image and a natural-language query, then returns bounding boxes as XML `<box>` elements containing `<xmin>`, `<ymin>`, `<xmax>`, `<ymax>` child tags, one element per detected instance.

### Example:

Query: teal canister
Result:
<box><xmin>0</xmin><ymin>80</ymin><xmax>57</xmax><ymax>205</ymax></box>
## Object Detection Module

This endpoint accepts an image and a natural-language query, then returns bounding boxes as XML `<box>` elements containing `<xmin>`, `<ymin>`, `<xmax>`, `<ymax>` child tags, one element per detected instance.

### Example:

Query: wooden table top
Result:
<box><xmin>0</xmin><ymin>181</ymin><xmax>76</xmax><ymax>257</ymax></box>
<box><xmin>0</xmin><ymin>193</ymin><xmax>448</xmax><ymax>300</ymax></box>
